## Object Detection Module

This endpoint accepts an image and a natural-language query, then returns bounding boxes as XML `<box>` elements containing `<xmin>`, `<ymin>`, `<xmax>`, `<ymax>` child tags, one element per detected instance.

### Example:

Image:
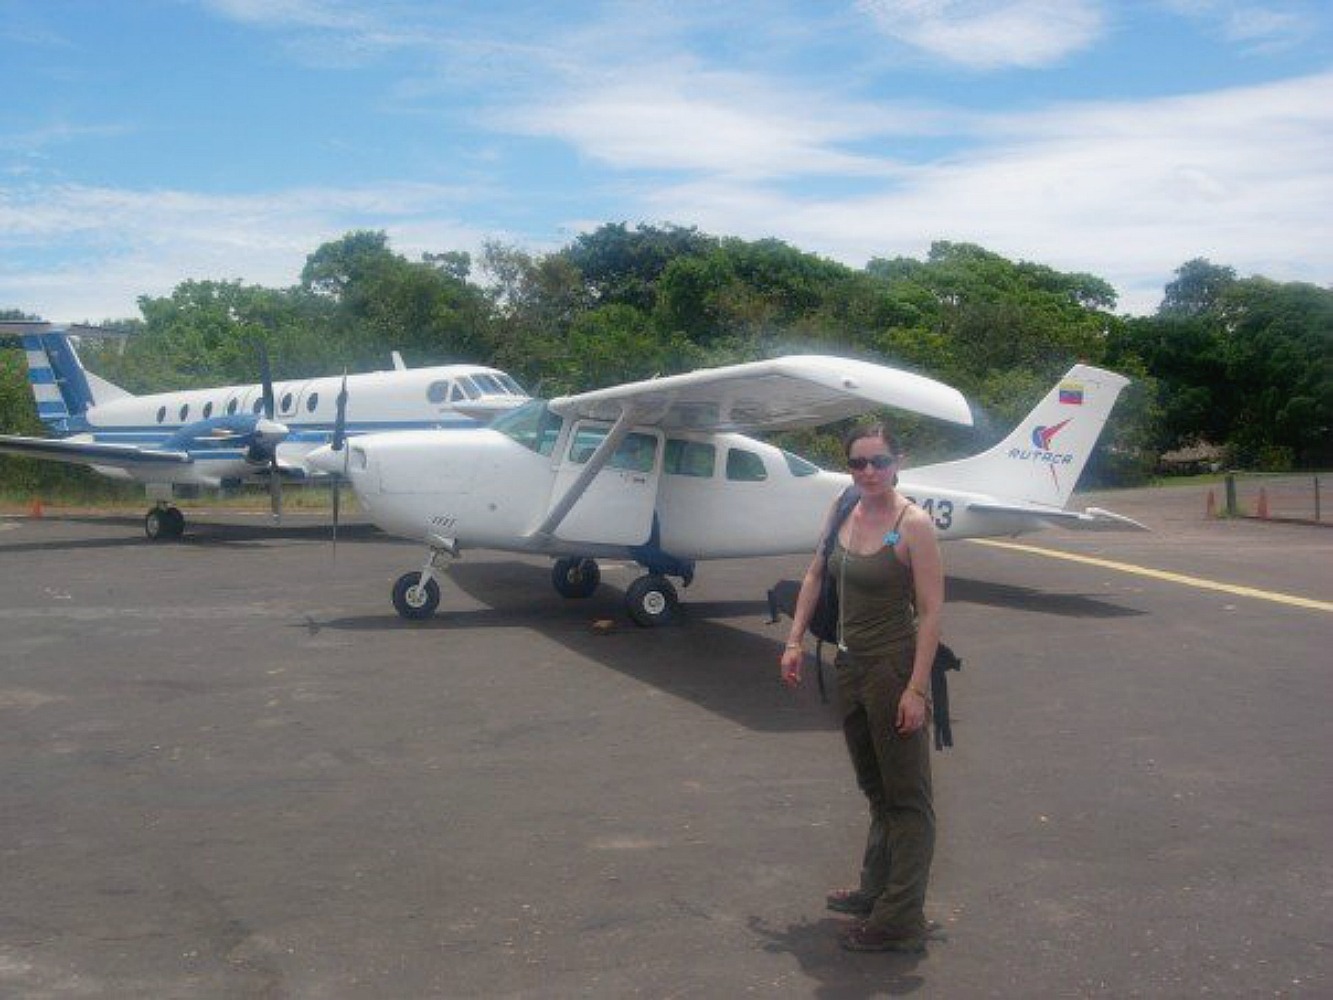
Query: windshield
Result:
<box><xmin>490</xmin><ymin>399</ymin><xmax>563</xmax><ymax>456</ymax></box>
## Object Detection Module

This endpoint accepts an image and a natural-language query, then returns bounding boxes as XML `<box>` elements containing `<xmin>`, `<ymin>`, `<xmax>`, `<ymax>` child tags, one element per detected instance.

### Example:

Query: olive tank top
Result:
<box><xmin>826</xmin><ymin>536</ymin><xmax>916</xmax><ymax>655</ymax></box>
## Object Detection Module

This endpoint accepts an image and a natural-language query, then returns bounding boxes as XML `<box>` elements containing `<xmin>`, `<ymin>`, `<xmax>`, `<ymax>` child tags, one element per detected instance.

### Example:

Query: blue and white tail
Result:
<box><xmin>2</xmin><ymin>322</ymin><xmax>131</xmax><ymax>434</ymax></box>
<box><xmin>911</xmin><ymin>364</ymin><xmax>1130</xmax><ymax>509</ymax></box>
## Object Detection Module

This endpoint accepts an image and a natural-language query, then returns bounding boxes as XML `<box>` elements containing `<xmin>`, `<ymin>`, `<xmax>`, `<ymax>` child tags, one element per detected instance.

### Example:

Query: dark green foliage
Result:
<box><xmin>3</xmin><ymin>236</ymin><xmax>1328</xmax><ymax>500</ymax></box>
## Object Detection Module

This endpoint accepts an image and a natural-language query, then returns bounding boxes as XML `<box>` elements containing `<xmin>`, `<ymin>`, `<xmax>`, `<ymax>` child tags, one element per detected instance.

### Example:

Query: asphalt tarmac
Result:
<box><xmin>1</xmin><ymin>485</ymin><xmax>1329</xmax><ymax>998</ymax></box>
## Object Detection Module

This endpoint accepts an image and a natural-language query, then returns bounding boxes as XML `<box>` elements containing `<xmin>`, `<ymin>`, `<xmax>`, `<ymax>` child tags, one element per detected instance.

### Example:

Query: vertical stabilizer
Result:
<box><xmin>3</xmin><ymin>324</ymin><xmax>132</xmax><ymax>433</ymax></box>
<box><xmin>909</xmin><ymin>365</ymin><xmax>1130</xmax><ymax>508</ymax></box>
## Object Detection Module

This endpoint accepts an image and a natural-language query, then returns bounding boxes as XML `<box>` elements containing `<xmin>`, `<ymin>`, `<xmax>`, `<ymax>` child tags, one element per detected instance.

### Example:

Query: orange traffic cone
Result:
<box><xmin>1206</xmin><ymin>489</ymin><xmax>1216</xmax><ymax>518</ymax></box>
<box><xmin>1257</xmin><ymin>487</ymin><xmax>1269</xmax><ymax>520</ymax></box>
<box><xmin>28</xmin><ymin>497</ymin><xmax>43</xmax><ymax>519</ymax></box>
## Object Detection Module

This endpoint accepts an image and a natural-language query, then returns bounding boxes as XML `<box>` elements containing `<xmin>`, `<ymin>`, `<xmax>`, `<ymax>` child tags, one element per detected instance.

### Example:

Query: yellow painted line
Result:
<box><xmin>968</xmin><ymin>538</ymin><xmax>1333</xmax><ymax>613</ymax></box>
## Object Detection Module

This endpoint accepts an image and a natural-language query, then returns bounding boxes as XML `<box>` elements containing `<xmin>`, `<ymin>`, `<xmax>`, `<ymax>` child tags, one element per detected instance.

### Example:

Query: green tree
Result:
<box><xmin>1158</xmin><ymin>258</ymin><xmax>1236</xmax><ymax>318</ymax></box>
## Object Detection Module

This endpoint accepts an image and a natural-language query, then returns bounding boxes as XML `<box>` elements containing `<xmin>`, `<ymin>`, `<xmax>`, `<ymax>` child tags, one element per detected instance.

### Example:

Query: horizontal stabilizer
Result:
<box><xmin>968</xmin><ymin>500</ymin><xmax>1148</xmax><ymax>531</ymax></box>
<box><xmin>0</xmin><ymin>434</ymin><xmax>191</xmax><ymax>468</ymax></box>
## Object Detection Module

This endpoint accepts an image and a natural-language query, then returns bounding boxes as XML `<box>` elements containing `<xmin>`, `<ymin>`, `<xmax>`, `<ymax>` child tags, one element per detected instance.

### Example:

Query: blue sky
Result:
<box><xmin>2</xmin><ymin>0</ymin><xmax>1330</xmax><ymax>322</ymax></box>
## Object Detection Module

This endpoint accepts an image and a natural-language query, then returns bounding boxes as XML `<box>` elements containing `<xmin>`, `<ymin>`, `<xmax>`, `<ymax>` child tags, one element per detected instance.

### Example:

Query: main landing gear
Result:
<box><xmin>552</xmin><ymin>556</ymin><xmax>680</xmax><ymax>627</ymax></box>
<box><xmin>389</xmin><ymin>544</ymin><xmax>686</xmax><ymax>626</ymax></box>
<box><xmin>144</xmin><ymin>504</ymin><xmax>185</xmax><ymax>541</ymax></box>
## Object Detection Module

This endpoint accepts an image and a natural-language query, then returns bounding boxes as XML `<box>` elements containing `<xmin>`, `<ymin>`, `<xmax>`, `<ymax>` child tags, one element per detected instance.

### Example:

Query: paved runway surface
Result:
<box><xmin>1</xmin><ymin>485</ymin><xmax>1329</xmax><ymax>998</ymax></box>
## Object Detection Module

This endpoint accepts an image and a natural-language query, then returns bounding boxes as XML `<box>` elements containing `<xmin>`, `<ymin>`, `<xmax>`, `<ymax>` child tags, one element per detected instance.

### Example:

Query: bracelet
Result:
<box><xmin>785</xmin><ymin>641</ymin><xmax>802</xmax><ymax>650</ymax></box>
<box><xmin>907</xmin><ymin>683</ymin><xmax>930</xmax><ymax>701</ymax></box>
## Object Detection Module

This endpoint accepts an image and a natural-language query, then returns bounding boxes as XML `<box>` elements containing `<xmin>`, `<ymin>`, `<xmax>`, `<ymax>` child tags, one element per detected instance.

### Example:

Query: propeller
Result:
<box><xmin>257</xmin><ymin>343</ymin><xmax>284</xmax><ymax>520</ymax></box>
<box><xmin>330</xmin><ymin>370</ymin><xmax>349</xmax><ymax>555</ymax></box>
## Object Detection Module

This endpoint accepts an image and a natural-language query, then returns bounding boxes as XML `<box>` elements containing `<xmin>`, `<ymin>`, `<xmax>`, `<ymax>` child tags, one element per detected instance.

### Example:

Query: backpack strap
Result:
<box><xmin>820</xmin><ymin>486</ymin><xmax>861</xmax><ymax>561</ymax></box>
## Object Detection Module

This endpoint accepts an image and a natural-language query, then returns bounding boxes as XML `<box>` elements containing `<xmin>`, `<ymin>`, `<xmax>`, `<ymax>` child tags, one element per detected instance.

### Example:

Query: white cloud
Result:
<box><xmin>0</xmin><ymin>182</ymin><xmax>495</xmax><ymax>322</ymax></box>
<box><xmin>620</xmin><ymin>71</ymin><xmax>1333</xmax><ymax>313</ymax></box>
<box><xmin>498</xmin><ymin>67</ymin><xmax>943</xmax><ymax>180</ymax></box>
<box><xmin>856</xmin><ymin>0</ymin><xmax>1105</xmax><ymax>69</ymax></box>
<box><xmin>1156</xmin><ymin>0</ymin><xmax>1317</xmax><ymax>51</ymax></box>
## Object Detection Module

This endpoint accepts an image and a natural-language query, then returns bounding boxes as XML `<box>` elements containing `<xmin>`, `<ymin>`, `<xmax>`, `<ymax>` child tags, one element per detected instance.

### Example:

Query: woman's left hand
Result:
<box><xmin>896</xmin><ymin>688</ymin><xmax>928</xmax><ymax>735</ymax></box>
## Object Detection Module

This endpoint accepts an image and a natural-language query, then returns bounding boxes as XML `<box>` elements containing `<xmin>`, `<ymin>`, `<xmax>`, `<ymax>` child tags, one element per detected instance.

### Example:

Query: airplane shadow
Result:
<box><xmin>313</xmin><ymin>563</ymin><xmax>1143</xmax><ymax>732</ymax></box>
<box><xmin>316</xmin><ymin>560</ymin><xmax>844</xmax><ymax>735</ymax></box>
<box><xmin>946</xmin><ymin>575</ymin><xmax>1144</xmax><ymax>618</ymax></box>
<box><xmin>0</xmin><ymin>516</ymin><xmax>388</xmax><ymax>553</ymax></box>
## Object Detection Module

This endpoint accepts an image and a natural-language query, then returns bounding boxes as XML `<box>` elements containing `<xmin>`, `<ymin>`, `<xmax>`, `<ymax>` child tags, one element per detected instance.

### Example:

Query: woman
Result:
<box><xmin>779</xmin><ymin>423</ymin><xmax>943</xmax><ymax>953</ymax></box>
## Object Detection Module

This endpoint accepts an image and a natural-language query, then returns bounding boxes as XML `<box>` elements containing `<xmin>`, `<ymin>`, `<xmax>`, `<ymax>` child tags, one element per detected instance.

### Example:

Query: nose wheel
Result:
<box><xmin>390</xmin><ymin>534</ymin><xmax>457</xmax><ymax>621</ymax></box>
<box><xmin>392</xmin><ymin>572</ymin><xmax>441</xmax><ymax>620</ymax></box>
<box><xmin>625</xmin><ymin>574</ymin><xmax>678</xmax><ymax>627</ymax></box>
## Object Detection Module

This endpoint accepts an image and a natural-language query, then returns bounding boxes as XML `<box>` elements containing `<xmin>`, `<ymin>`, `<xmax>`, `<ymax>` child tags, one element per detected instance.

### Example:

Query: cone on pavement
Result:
<box><xmin>28</xmin><ymin>497</ymin><xmax>43</xmax><ymax>519</ymax></box>
<box><xmin>1206</xmin><ymin>489</ymin><xmax>1216</xmax><ymax>518</ymax></box>
<box><xmin>1257</xmin><ymin>487</ymin><xmax>1270</xmax><ymax>519</ymax></box>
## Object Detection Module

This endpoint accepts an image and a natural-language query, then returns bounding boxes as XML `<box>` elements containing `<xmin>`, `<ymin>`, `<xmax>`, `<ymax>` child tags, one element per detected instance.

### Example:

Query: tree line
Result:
<box><xmin>2</xmin><ymin>225</ymin><xmax>1330</xmax><ymax>495</ymax></box>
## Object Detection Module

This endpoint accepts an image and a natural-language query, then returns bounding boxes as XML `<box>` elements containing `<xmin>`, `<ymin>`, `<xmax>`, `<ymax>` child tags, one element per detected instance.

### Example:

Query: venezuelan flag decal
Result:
<box><xmin>1058</xmin><ymin>381</ymin><xmax>1084</xmax><ymax>405</ymax></box>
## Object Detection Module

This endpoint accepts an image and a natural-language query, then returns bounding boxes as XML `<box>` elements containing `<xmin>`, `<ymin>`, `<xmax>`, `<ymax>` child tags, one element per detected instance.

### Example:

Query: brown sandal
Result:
<box><xmin>825</xmin><ymin>888</ymin><xmax>876</xmax><ymax>916</ymax></box>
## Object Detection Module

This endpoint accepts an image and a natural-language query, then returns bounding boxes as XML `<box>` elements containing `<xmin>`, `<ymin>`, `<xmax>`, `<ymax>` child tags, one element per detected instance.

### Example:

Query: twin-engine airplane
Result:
<box><xmin>0</xmin><ymin>321</ymin><xmax>529</xmax><ymax>538</ymax></box>
<box><xmin>307</xmin><ymin>356</ymin><xmax>1144</xmax><ymax>625</ymax></box>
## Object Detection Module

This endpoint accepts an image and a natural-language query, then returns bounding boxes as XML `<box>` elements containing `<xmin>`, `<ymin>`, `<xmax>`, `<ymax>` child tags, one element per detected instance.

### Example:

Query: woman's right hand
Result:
<box><xmin>780</xmin><ymin>646</ymin><xmax>804</xmax><ymax>688</ymax></box>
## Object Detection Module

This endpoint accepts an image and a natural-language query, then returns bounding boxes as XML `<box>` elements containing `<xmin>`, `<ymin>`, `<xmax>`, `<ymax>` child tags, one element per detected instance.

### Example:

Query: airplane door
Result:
<box><xmin>550</xmin><ymin>422</ymin><xmax>661</xmax><ymax>545</ymax></box>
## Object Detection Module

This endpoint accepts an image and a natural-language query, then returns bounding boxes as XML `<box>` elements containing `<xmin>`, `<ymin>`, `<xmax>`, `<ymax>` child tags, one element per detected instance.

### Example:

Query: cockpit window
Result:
<box><xmin>726</xmin><ymin>448</ymin><xmax>768</xmax><ymax>482</ymax></box>
<box><xmin>427</xmin><ymin>381</ymin><xmax>449</xmax><ymax>404</ymax></box>
<box><xmin>471</xmin><ymin>373</ymin><xmax>504</xmax><ymax>395</ymax></box>
<box><xmin>568</xmin><ymin>426</ymin><xmax>657</xmax><ymax>472</ymax></box>
<box><xmin>497</xmin><ymin>373</ymin><xmax>527</xmax><ymax>396</ymax></box>
<box><xmin>490</xmin><ymin>400</ymin><xmax>563</xmax><ymax>456</ymax></box>
<box><xmin>451</xmin><ymin>377</ymin><xmax>480</xmax><ymax>401</ymax></box>
<box><xmin>665</xmin><ymin>439</ymin><xmax>716</xmax><ymax>477</ymax></box>
<box><xmin>782</xmin><ymin>450</ymin><xmax>820</xmax><ymax>477</ymax></box>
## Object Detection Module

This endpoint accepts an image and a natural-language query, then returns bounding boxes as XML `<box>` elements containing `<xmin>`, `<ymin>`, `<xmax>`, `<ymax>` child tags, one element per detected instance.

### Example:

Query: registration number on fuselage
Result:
<box><xmin>903</xmin><ymin>495</ymin><xmax>954</xmax><ymax>532</ymax></box>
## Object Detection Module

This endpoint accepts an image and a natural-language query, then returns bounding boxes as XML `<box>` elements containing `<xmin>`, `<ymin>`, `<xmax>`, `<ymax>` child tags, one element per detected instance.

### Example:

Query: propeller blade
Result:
<box><xmin>258</xmin><ymin>342</ymin><xmax>276</xmax><ymax>420</ymax></box>
<box><xmin>330</xmin><ymin>370</ymin><xmax>351</xmax><ymax>557</ymax></box>
<box><xmin>269</xmin><ymin>455</ymin><xmax>283</xmax><ymax>521</ymax></box>
<box><xmin>332</xmin><ymin>371</ymin><xmax>349</xmax><ymax>451</ymax></box>
<box><xmin>331</xmin><ymin>472</ymin><xmax>341</xmax><ymax>559</ymax></box>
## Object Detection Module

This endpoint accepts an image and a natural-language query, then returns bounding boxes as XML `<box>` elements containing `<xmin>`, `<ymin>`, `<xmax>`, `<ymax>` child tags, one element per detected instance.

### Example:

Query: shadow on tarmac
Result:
<box><xmin>311</xmin><ymin>559</ymin><xmax>1143</xmax><ymax>732</ymax></box>
<box><xmin>946</xmin><ymin>575</ymin><xmax>1144</xmax><ymax>618</ymax></box>
<box><xmin>746</xmin><ymin>914</ymin><xmax>929</xmax><ymax>998</ymax></box>
<box><xmin>0</xmin><ymin>516</ymin><xmax>385</xmax><ymax>553</ymax></box>
<box><xmin>316</xmin><ymin>559</ymin><xmax>842</xmax><ymax>734</ymax></box>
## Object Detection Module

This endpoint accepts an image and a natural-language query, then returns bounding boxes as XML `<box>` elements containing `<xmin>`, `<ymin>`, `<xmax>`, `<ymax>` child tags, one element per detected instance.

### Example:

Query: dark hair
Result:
<box><xmin>843</xmin><ymin>422</ymin><xmax>901</xmax><ymax>458</ymax></box>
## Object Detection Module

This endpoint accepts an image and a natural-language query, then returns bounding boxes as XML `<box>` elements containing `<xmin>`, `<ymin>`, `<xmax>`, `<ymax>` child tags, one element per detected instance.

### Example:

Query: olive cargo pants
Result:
<box><xmin>836</xmin><ymin>645</ymin><xmax>935</xmax><ymax>935</ymax></box>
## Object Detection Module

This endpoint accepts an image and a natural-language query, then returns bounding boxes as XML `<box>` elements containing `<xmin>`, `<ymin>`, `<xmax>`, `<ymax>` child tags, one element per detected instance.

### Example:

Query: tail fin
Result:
<box><xmin>911</xmin><ymin>364</ymin><xmax>1130</xmax><ymax>509</ymax></box>
<box><xmin>3</xmin><ymin>322</ymin><xmax>131</xmax><ymax>433</ymax></box>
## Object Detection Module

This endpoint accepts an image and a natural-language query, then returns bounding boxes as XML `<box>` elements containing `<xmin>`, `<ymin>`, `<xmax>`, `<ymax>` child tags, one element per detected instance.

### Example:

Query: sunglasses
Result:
<box><xmin>847</xmin><ymin>454</ymin><xmax>898</xmax><ymax>471</ymax></box>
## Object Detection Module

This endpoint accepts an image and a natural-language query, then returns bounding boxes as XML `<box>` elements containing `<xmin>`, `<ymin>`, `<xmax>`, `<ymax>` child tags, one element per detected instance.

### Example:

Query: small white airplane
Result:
<box><xmin>307</xmin><ymin>355</ymin><xmax>1144</xmax><ymax>625</ymax></box>
<box><xmin>0</xmin><ymin>321</ymin><xmax>530</xmax><ymax>539</ymax></box>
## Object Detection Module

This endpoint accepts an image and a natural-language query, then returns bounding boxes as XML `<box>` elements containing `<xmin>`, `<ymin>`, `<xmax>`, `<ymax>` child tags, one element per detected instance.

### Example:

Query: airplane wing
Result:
<box><xmin>548</xmin><ymin>355</ymin><xmax>973</xmax><ymax>431</ymax></box>
<box><xmin>967</xmin><ymin>500</ymin><xmax>1149</xmax><ymax>531</ymax></box>
<box><xmin>0</xmin><ymin>434</ymin><xmax>191</xmax><ymax>469</ymax></box>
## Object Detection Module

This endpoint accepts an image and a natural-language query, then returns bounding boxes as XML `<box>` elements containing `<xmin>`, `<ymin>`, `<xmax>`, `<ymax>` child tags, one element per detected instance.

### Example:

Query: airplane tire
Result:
<box><xmin>552</xmin><ymin>557</ymin><xmax>600</xmax><ymax>598</ymax></box>
<box><xmin>625</xmin><ymin>574</ymin><xmax>677</xmax><ymax>627</ymax></box>
<box><xmin>392</xmin><ymin>572</ymin><xmax>440</xmax><ymax>621</ymax></box>
<box><xmin>146</xmin><ymin>506</ymin><xmax>186</xmax><ymax>541</ymax></box>
<box><xmin>165</xmin><ymin>506</ymin><xmax>186</xmax><ymax>538</ymax></box>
